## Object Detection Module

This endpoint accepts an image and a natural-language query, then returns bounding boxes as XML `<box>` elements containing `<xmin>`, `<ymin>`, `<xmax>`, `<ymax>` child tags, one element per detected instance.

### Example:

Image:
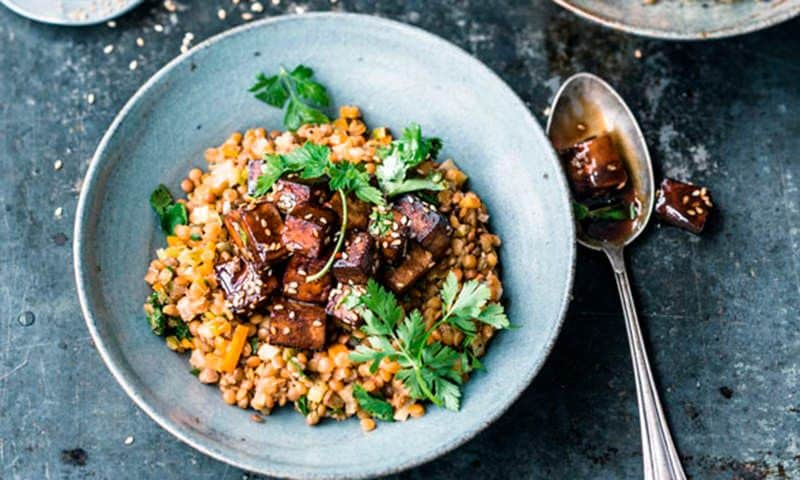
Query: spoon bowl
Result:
<box><xmin>546</xmin><ymin>73</ymin><xmax>654</xmax><ymax>251</ymax></box>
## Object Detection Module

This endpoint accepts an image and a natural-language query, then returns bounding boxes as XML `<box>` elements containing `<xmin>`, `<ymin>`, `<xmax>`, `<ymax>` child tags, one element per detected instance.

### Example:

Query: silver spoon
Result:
<box><xmin>547</xmin><ymin>72</ymin><xmax>687</xmax><ymax>480</ymax></box>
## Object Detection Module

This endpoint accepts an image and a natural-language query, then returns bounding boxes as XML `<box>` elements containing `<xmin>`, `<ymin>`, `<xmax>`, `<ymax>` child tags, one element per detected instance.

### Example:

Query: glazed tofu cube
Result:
<box><xmin>333</xmin><ymin>231</ymin><xmax>377</xmax><ymax>285</ymax></box>
<box><xmin>282</xmin><ymin>255</ymin><xmax>332</xmax><ymax>303</ymax></box>
<box><xmin>369</xmin><ymin>209</ymin><xmax>408</xmax><ymax>266</ymax></box>
<box><xmin>223</xmin><ymin>202</ymin><xmax>288</xmax><ymax>266</ymax></box>
<box><xmin>329</xmin><ymin>192</ymin><xmax>371</xmax><ymax>231</ymax></box>
<box><xmin>281</xmin><ymin>204</ymin><xmax>338</xmax><ymax>258</ymax></box>
<box><xmin>393</xmin><ymin>195</ymin><xmax>451</xmax><ymax>257</ymax></box>
<box><xmin>558</xmin><ymin>134</ymin><xmax>629</xmax><ymax>197</ymax></box>
<box><xmin>326</xmin><ymin>283</ymin><xmax>366</xmax><ymax>330</ymax></box>
<box><xmin>267</xmin><ymin>299</ymin><xmax>327</xmax><ymax>350</ymax></box>
<box><xmin>384</xmin><ymin>243</ymin><xmax>435</xmax><ymax>294</ymax></box>
<box><xmin>655</xmin><ymin>178</ymin><xmax>713</xmax><ymax>234</ymax></box>
<box><xmin>267</xmin><ymin>178</ymin><xmax>327</xmax><ymax>213</ymax></box>
<box><xmin>214</xmin><ymin>257</ymin><xmax>278</xmax><ymax>315</ymax></box>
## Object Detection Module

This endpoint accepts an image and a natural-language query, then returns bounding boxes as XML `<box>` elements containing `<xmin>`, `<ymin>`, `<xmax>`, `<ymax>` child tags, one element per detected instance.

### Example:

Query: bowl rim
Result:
<box><xmin>0</xmin><ymin>0</ymin><xmax>145</xmax><ymax>26</ymax></box>
<box><xmin>552</xmin><ymin>0</ymin><xmax>800</xmax><ymax>40</ymax></box>
<box><xmin>73</xmin><ymin>12</ymin><xmax>576</xmax><ymax>479</ymax></box>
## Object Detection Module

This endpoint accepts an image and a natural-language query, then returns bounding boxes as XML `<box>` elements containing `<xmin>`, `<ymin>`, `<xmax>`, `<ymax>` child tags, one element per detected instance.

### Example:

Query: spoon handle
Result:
<box><xmin>605</xmin><ymin>247</ymin><xmax>687</xmax><ymax>480</ymax></box>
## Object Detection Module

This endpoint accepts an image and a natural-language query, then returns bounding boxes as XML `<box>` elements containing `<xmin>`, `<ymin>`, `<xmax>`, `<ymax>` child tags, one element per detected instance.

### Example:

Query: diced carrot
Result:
<box><xmin>205</xmin><ymin>353</ymin><xmax>224</xmax><ymax>372</ymax></box>
<box><xmin>166</xmin><ymin>236</ymin><xmax>183</xmax><ymax>247</ymax></box>
<box><xmin>222</xmin><ymin>325</ymin><xmax>249</xmax><ymax>373</ymax></box>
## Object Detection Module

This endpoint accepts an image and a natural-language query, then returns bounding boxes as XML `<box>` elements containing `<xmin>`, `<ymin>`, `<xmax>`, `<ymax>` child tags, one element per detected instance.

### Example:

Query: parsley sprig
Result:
<box><xmin>376</xmin><ymin>123</ymin><xmax>445</xmax><ymax>197</ymax></box>
<box><xmin>252</xmin><ymin>142</ymin><xmax>384</xmax><ymax>206</ymax></box>
<box><xmin>350</xmin><ymin>272</ymin><xmax>509</xmax><ymax>412</ymax></box>
<box><xmin>149</xmin><ymin>184</ymin><xmax>188</xmax><ymax>235</ymax></box>
<box><xmin>353</xmin><ymin>384</ymin><xmax>394</xmax><ymax>421</ymax></box>
<box><xmin>249</xmin><ymin>65</ymin><xmax>330</xmax><ymax>130</ymax></box>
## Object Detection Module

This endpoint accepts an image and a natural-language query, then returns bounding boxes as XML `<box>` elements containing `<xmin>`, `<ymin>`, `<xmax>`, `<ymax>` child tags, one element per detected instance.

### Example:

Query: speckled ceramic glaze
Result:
<box><xmin>74</xmin><ymin>13</ymin><xmax>575</xmax><ymax>479</ymax></box>
<box><xmin>553</xmin><ymin>0</ymin><xmax>800</xmax><ymax>40</ymax></box>
<box><xmin>1</xmin><ymin>0</ymin><xmax>143</xmax><ymax>26</ymax></box>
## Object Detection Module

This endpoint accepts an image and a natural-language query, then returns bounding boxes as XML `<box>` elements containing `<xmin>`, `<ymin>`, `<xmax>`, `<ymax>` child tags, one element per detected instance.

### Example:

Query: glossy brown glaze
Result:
<box><xmin>655</xmin><ymin>178</ymin><xmax>713</xmax><ymax>233</ymax></box>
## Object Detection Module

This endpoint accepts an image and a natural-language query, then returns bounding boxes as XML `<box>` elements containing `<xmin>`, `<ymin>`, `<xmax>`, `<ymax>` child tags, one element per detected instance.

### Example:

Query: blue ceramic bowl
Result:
<box><xmin>74</xmin><ymin>13</ymin><xmax>575</xmax><ymax>479</ymax></box>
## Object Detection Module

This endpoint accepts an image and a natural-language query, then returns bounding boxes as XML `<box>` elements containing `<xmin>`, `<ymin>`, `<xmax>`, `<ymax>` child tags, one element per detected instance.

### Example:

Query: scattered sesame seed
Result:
<box><xmin>251</xmin><ymin>2</ymin><xmax>264</xmax><ymax>12</ymax></box>
<box><xmin>163</xmin><ymin>0</ymin><xmax>177</xmax><ymax>12</ymax></box>
<box><xmin>217</xmin><ymin>8</ymin><xmax>227</xmax><ymax>20</ymax></box>
<box><xmin>86</xmin><ymin>93</ymin><xmax>95</xmax><ymax>104</ymax></box>
<box><xmin>241</xmin><ymin>12</ymin><xmax>254</xmax><ymax>20</ymax></box>
<box><xmin>54</xmin><ymin>207</ymin><xmax>63</xmax><ymax>218</ymax></box>
<box><xmin>576</xmin><ymin>123</ymin><xmax>586</xmax><ymax>131</ymax></box>
<box><xmin>124</xmin><ymin>436</ymin><xmax>134</xmax><ymax>445</ymax></box>
<box><xmin>129</xmin><ymin>60</ymin><xmax>138</xmax><ymax>70</ymax></box>
<box><xmin>54</xmin><ymin>160</ymin><xmax>63</xmax><ymax>170</ymax></box>
<box><xmin>107</xmin><ymin>20</ymin><xmax>117</xmax><ymax>28</ymax></box>
<box><xmin>154</xmin><ymin>23</ymin><xmax>164</xmax><ymax>32</ymax></box>
<box><xmin>634</xmin><ymin>49</ymin><xmax>643</xmax><ymax>59</ymax></box>
<box><xmin>271</xmin><ymin>0</ymin><xmax>279</xmax><ymax>4</ymax></box>
<box><xmin>282</xmin><ymin>327</ymin><xmax>291</xmax><ymax>334</ymax></box>
<box><xmin>136</xmin><ymin>37</ymin><xmax>145</xmax><ymax>47</ymax></box>
<box><xmin>294</xmin><ymin>5</ymin><xmax>306</xmax><ymax>13</ymax></box>
<box><xmin>103</xmin><ymin>44</ymin><xmax>114</xmax><ymax>54</ymax></box>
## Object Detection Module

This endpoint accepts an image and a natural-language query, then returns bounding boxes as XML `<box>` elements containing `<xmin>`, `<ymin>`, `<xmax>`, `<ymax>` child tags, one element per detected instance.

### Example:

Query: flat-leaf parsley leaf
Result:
<box><xmin>250</xmin><ymin>65</ymin><xmax>330</xmax><ymax>130</ymax></box>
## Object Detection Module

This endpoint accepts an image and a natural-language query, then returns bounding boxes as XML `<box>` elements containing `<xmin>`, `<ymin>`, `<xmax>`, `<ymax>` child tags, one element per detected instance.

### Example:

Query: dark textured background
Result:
<box><xmin>1</xmin><ymin>1</ymin><xmax>799</xmax><ymax>479</ymax></box>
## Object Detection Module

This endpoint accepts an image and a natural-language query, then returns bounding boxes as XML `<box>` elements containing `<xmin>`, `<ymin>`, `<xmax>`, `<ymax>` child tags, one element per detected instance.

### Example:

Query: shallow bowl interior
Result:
<box><xmin>74</xmin><ymin>13</ymin><xmax>575</xmax><ymax>479</ymax></box>
<box><xmin>553</xmin><ymin>0</ymin><xmax>800</xmax><ymax>39</ymax></box>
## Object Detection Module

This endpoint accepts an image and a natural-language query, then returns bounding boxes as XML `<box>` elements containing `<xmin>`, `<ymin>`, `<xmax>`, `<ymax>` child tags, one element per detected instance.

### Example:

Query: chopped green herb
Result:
<box><xmin>296</xmin><ymin>395</ymin><xmax>310</xmax><ymax>416</ymax></box>
<box><xmin>349</xmin><ymin>273</ymin><xmax>509</xmax><ymax>411</ymax></box>
<box><xmin>376</xmin><ymin>123</ymin><xmax>445</xmax><ymax>197</ymax></box>
<box><xmin>353</xmin><ymin>384</ymin><xmax>394</xmax><ymax>421</ymax></box>
<box><xmin>190</xmin><ymin>233</ymin><xmax>202</xmax><ymax>241</ymax></box>
<box><xmin>249</xmin><ymin>337</ymin><xmax>259</xmax><ymax>354</ymax></box>
<box><xmin>174</xmin><ymin>322</ymin><xmax>192</xmax><ymax>341</ymax></box>
<box><xmin>145</xmin><ymin>293</ymin><xmax>166</xmax><ymax>336</ymax></box>
<box><xmin>573</xmin><ymin>201</ymin><xmax>637</xmax><ymax>222</ymax></box>
<box><xmin>149</xmin><ymin>184</ymin><xmax>188</xmax><ymax>235</ymax></box>
<box><xmin>190</xmin><ymin>367</ymin><xmax>201</xmax><ymax>376</ymax></box>
<box><xmin>249</xmin><ymin>65</ymin><xmax>330</xmax><ymax>130</ymax></box>
<box><xmin>368</xmin><ymin>207</ymin><xmax>394</xmax><ymax>237</ymax></box>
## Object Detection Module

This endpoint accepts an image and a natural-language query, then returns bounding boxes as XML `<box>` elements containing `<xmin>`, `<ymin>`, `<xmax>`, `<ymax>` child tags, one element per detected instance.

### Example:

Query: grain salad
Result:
<box><xmin>143</xmin><ymin>65</ymin><xmax>509</xmax><ymax>430</ymax></box>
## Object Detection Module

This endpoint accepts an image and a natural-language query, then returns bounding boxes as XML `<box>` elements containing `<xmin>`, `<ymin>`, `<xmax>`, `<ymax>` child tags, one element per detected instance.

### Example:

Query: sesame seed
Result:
<box><xmin>695</xmin><ymin>207</ymin><xmax>704</xmax><ymax>214</ymax></box>
<box><xmin>312</xmin><ymin>320</ymin><xmax>322</xmax><ymax>327</ymax></box>
<box><xmin>107</xmin><ymin>20</ymin><xmax>117</xmax><ymax>28</ymax></box>
<box><xmin>682</xmin><ymin>195</ymin><xmax>689</xmax><ymax>205</ymax></box>
<box><xmin>163</xmin><ymin>0</ymin><xmax>177</xmax><ymax>12</ymax></box>
<box><xmin>86</xmin><ymin>93</ymin><xmax>95</xmax><ymax>104</ymax></box>
<box><xmin>129</xmin><ymin>60</ymin><xmax>138</xmax><ymax>70</ymax></box>
<box><xmin>274</xmin><ymin>304</ymin><xmax>284</xmax><ymax>310</ymax></box>
<box><xmin>54</xmin><ymin>207</ymin><xmax>63</xmax><ymax>218</ymax></box>
<box><xmin>217</xmin><ymin>8</ymin><xmax>227</xmax><ymax>20</ymax></box>
<box><xmin>251</xmin><ymin>2</ymin><xmax>264</xmax><ymax>12</ymax></box>
<box><xmin>576</xmin><ymin>123</ymin><xmax>586</xmax><ymax>131</ymax></box>
<box><xmin>634</xmin><ymin>49</ymin><xmax>643</xmax><ymax>59</ymax></box>
<box><xmin>687</xmin><ymin>209</ymin><xmax>696</xmax><ymax>216</ymax></box>
<box><xmin>288</xmin><ymin>311</ymin><xmax>295</xmax><ymax>319</ymax></box>
<box><xmin>154</xmin><ymin>24</ymin><xmax>164</xmax><ymax>32</ymax></box>
<box><xmin>136</xmin><ymin>37</ymin><xmax>144</xmax><ymax>47</ymax></box>
<box><xmin>282</xmin><ymin>327</ymin><xmax>291</xmax><ymax>334</ymax></box>
<box><xmin>241</xmin><ymin>12</ymin><xmax>254</xmax><ymax>20</ymax></box>
<box><xmin>271</xmin><ymin>0</ymin><xmax>279</xmax><ymax>4</ymax></box>
<box><xmin>103</xmin><ymin>44</ymin><xmax>114</xmax><ymax>54</ymax></box>
<box><xmin>54</xmin><ymin>160</ymin><xmax>63</xmax><ymax>170</ymax></box>
<box><xmin>691</xmin><ymin>189</ymin><xmax>700</xmax><ymax>197</ymax></box>
<box><xmin>124</xmin><ymin>436</ymin><xmax>134</xmax><ymax>445</ymax></box>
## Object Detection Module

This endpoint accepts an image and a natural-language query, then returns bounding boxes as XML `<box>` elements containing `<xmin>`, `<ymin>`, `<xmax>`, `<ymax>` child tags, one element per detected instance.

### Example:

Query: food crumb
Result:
<box><xmin>106</xmin><ymin>20</ymin><xmax>116</xmax><ymax>28</ymax></box>
<box><xmin>250</xmin><ymin>414</ymin><xmax>264</xmax><ymax>423</ymax></box>
<box><xmin>154</xmin><ymin>23</ymin><xmax>165</xmax><ymax>33</ymax></box>
<box><xmin>86</xmin><ymin>93</ymin><xmax>95</xmax><ymax>105</ymax></box>
<box><xmin>251</xmin><ymin>1</ymin><xmax>264</xmax><ymax>12</ymax></box>
<box><xmin>217</xmin><ymin>8</ymin><xmax>227</xmax><ymax>20</ymax></box>
<box><xmin>241</xmin><ymin>12</ymin><xmax>254</xmax><ymax>21</ymax></box>
<box><xmin>54</xmin><ymin>160</ymin><xmax>63</xmax><ymax>170</ymax></box>
<box><xmin>163</xmin><ymin>0</ymin><xmax>177</xmax><ymax>12</ymax></box>
<box><xmin>271</xmin><ymin>0</ymin><xmax>279</xmax><ymax>5</ymax></box>
<box><xmin>54</xmin><ymin>207</ymin><xmax>63</xmax><ymax>218</ymax></box>
<box><xmin>129</xmin><ymin>60</ymin><xmax>138</xmax><ymax>70</ymax></box>
<box><xmin>103</xmin><ymin>44</ymin><xmax>114</xmax><ymax>54</ymax></box>
<box><xmin>123</xmin><ymin>436</ymin><xmax>134</xmax><ymax>445</ymax></box>
<box><xmin>136</xmin><ymin>37</ymin><xmax>145</xmax><ymax>47</ymax></box>
<box><xmin>294</xmin><ymin>5</ymin><xmax>306</xmax><ymax>14</ymax></box>
<box><xmin>634</xmin><ymin>49</ymin><xmax>643</xmax><ymax>59</ymax></box>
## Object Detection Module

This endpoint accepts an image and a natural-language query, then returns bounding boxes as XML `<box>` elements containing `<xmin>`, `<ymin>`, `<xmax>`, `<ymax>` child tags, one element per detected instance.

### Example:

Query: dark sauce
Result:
<box><xmin>557</xmin><ymin>133</ymin><xmax>640</xmax><ymax>244</ymax></box>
